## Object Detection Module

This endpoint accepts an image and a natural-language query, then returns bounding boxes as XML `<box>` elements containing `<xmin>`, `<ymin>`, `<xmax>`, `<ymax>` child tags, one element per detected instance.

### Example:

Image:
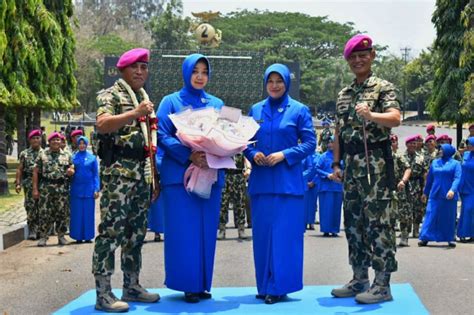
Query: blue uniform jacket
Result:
<box><xmin>424</xmin><ymin>157</ymin><xmax>461</xmax><ymax>200</ymax></box>
<box><xmin>317</xmin><ymin>150</ymin><xmax>343</xmax><ymax>192</ymax></box>
<box><xmin>303</xmin><ymin>153</ymin><xmax>319</xmax><ymax>192</ymax></box>
<box><xmin>244</xmin><ymin>96</ymin><xmax>316</xmax><ymax>195</ymax></box>
<box><xmin>157</xmin><ymin>54</ymin><xmax>225</xmax><ymax>187</ymax></box>
<box><xmin>71</xmin><ymin>150</ymin><xmax>99</xmax><ymax>198</ymax></box>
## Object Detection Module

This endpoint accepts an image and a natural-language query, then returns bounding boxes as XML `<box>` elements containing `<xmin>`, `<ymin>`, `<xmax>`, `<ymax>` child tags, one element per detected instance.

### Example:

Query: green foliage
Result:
<box><xmin>403</xmin><ymin>50</ymin><xmax>434</xmax><ymax>109</ymax></box>
<box><xmin>459</xmin><ymin>1</ymin><xmax>473</xmax><ymax>116</ymax></box>
<box><xmin>147</xmin><ymin>0</ymin><xmax>193</xmax><ymax>50</ymax></box>
<box><xmin>429</xmin><ymin>0</ymin><xmax>472</xmax><ymax>123</ymax></box>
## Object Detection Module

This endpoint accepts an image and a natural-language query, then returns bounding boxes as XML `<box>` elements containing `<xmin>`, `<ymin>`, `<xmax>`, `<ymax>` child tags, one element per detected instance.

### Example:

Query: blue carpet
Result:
<box><xmin>54</xmin><ymin>284</ymin><xmax>428</xmax><ymax>314</ymax></box>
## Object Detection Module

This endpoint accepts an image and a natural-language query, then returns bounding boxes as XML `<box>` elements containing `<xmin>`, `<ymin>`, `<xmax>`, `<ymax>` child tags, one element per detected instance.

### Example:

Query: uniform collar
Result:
<box><xmin>349</xmin><ymin>72</ymin><xmax>376</xmax><ymax>91</ymax></box>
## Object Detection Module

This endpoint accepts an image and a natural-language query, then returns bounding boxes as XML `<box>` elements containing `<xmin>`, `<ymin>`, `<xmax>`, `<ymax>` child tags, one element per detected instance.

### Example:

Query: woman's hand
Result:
<box><xmin>307</xmin><ymin>182</ymin><xmax>315</xmax><ymax>189</ymax></box>
<box><xmin>253</xmin><ymin>152</ymin><xmax>267</xmax><ymax>166</ymax></box>
<box><xmin>66</xmin><ymin>167</ymin><xmax>75</xmax><ymax>177</ymax></box>
<box><xmin>446</xmin><ymin>190</ymin><xmax>455</xmax><ymax>200</ymax></box>
<box><xmin>190</xmin><ymin>151</ymin><xmax>209</xmax><ymax>169</ymax></box>
<box><xmin>265</xmin><ymin>152</ymin><xmax>285</xmax><ymax>167</ymax></box>
<box><xmin>421</xmin><ymin>194</ymin><xmax>427</xmax><ymax>203</ymax></box>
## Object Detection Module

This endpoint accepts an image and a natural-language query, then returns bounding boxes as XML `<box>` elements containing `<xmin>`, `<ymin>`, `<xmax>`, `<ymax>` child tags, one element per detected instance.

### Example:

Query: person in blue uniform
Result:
<box><xmin>303</xmin><ymin>152</ymin><xmax>320</xmax><ymax>230</ymax></box>
<box><xmin>244</xmin><ymin>63</ymin><xmax>316</xmax><ymax>305</ymax></box>
<box><xmin>457</xmin><ymin>137</ymin><xmax>474</xmax><ymax>242</ymax></box>
<box><xmin>147</xmin><ymin>149</ymin><xmax>164</xmax><ymax>242</ymax></box>
<box><xmin>419</xmin><ymin>144</ymin><xmax>461</xmax><ymax>248</ymax></box>
<box><xmin>70</xmin><ymin>136</ymin><xmax>99</xmax><ymax>243</ymax></box>
<box><xmin>316</xmin><ymin>136</ymin><xmax>343</xmax><ymax>237</ymax></box>
<box><xmin>157</xmin><ymin>53</ymin><xmax>225</xmax><ymax>303</ymax></box>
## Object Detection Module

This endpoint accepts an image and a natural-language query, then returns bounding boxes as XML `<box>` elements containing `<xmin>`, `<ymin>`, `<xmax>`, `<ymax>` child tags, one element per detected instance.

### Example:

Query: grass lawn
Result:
<box><xmin>0</xmin><ymin>191</ymin><xmax>23</xmax><ymax>214</ymax></box>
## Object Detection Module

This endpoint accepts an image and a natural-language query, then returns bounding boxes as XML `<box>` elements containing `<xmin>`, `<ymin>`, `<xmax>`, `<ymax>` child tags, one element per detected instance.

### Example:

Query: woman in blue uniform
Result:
<box><xmin>303</xmin><ymin>152</ymin><xmax>319</xmax><ymax>230</ymax></box>
<box><xmin>157</xmin><ymin>54</ymin><xmax>224</xmax><ymax>303</ymax></box>
<box><xmin>245</xmin><ymin>63</ymin><xmax>316</xmax><ymax>304</ymax></box>
<box><xmin>147</xmin><ymin>149</ymin><xmax>164</xmax><ymax>242</ymax></box>
<box><xmin>316</xmin><ymin>136</ymin><xmax>343</xmax><ymax>237</ymax></box>
<box><xmin>419</xmin><ymin>144</ymin><xmax>461</xmax><ymax>247</ymax></box>
<box><xmin>457</xmin><ymin>137</ymin><xmax>474</xmax><ymax>242</ymax></box>
<box><xmin>70</xmin><ymin>136</ymin><xmax>99</xmax><ymax>243</ymax></box>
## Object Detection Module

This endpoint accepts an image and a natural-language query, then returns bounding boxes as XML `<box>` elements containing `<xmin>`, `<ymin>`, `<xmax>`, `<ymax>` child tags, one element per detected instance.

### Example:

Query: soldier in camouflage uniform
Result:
<box><xmin>319</xmin><ymin>120</ymin><xmax>333</xmax><ymax>152</ymax></box>
<box><xmin>15</xmin><ymin>129</ymin><xmax>43</xmax><ymax>240</ymax></box>
<box><xmin>390</xmin><ymin>135</ymin><xmax>412</xmax><ymax>247</ymax></box>
<box><xmin>32</xmin><ymin>132</ymin><xmax>74</xmax><ymax>247</ymax></box>
<box><xmin>423</xmin><ymin>135</ymin><xmax>438</xmax><ymax>167</ymax></box>
<box><xmin>218</xmin><ymin>153</ymin><xmax>248</xmax><ymax>240</ymax></box>
<box><xmin>403</xmin><ymin>136</ymin><xmax>427</xmax><ymax>239</ymax></box>
<box><xmin>458</xmin><ymin>124</ymin><xmax>474</xmax><ymax>156</ymax></box>
<box><xmin>330</xmin><ymin>34</ymin><xmax>401</xmax><ymax>304</ymax></box>
<box><xmin>92</xmin><ymin>48</ymin><xmax>160</xmax><ymax>312</ymax></box>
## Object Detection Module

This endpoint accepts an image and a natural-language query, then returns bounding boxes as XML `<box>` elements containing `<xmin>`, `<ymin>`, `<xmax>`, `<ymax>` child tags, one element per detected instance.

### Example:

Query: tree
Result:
<box><xmin>459</xmin><ymin>0</ymin><xmax>473</xmax><ymax>116</ymax></box>
<box><xmin>430</xmin><ymin>0</ymin><xmax>472</xmax><ymax>145</ymax></box>
<box><xmin>147</xmin><ymin>0</ymin><xmax>193</xmax><ymax>50</ymax></box>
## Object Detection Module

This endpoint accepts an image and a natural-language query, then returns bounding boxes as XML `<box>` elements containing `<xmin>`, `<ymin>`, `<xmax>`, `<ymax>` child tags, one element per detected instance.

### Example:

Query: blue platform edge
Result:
<box><xmin>54</xmin><ymin>283</ymin><xmax>429</xmax><ymax>315</ymax></box>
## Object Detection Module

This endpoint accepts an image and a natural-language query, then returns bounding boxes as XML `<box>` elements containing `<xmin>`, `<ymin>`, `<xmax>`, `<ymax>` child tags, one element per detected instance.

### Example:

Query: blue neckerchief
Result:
<box><xmin>179</xmin><ymin>53</ymin><xmax>211</xmax><ymax>108</ymax></box>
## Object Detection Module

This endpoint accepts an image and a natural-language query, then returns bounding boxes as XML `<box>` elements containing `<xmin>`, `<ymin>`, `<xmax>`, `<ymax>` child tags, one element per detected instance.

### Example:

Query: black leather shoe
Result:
<box><xmin>323</xmin><ymin>233</ymin><xmax>330</xmax><ymax>237</ymax></box>
<box><xmin>255</xmin><ymin>294</ymin><xmax>265</xmax><ymax>300</ymax></box>
<box><xmin>264</xmin><ymin>295</ymin><xmax>282</xmax><ymax>304</ymax></box>
<box><xmin>198</xmin><ymin>292</ymin><xmax>212</xmax><ymax>299</ymax></box>
<box><xmin>184</xmin><ymin>293</ymin><xmax>199</xmax><ymax>303</ymax></box>
<box><xmin>448</xmin><ymin>242</ymin><xmax>456</xmax><ymax>248</ymax></box>
<box><xmin>418</xmin><ymin>240</ymin><xmax>428</xmax><ymax>247</ymax></box>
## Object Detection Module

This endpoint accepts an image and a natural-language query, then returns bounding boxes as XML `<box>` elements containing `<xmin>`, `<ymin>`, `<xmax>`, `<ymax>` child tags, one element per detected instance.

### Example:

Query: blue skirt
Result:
<box><xmin>319</xmin><ymin>191</ymin><xmax>343</xmax><ymax>233</ymax></box>
<box><xmin>304</xmin><ymin>188</ymin><xmax>318</xmax><ymax>225</ymax></box>
<box><xmin>420</xmin><ymin>198</ymin><xmax>457</xmax><ymax>242</ymax></box>
<box><xmin>70</xmin><ymin>197</ymin><xmax>95</xmax><ymax>241</ymax></box>
<box><xmin>162</xmin><ymin>184</ymin><xmax>222</xmax><ymax>293</ymax></box>
<box><xmin>148</xmin><ymin>194</ymin><xmax>164</xmax><ymax>233</ymax></box>
<box><xmin>251</xmin><ymin>194</ymin><xmax>305</xmax><ymax>296</ymax></box>
<box><xmin>457</xmin><ymin>193</ymin><xmax>474</xmax><ymax>238</ymax></box>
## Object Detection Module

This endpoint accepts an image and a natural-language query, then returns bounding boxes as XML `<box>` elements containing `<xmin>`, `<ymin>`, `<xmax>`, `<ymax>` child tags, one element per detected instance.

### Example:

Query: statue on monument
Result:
<box><xmin>190</xmin><ymin>11</ymin><xmax>222</xmax><ymax>48</ymax></box>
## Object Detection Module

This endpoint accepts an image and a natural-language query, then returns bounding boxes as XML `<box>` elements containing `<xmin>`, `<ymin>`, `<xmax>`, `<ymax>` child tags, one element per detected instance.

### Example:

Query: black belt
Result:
<box><xmin>114</xmin><ymin>145</ymin><xmax>146</xmax><ymax>161</ymax></box>
<box><xmin>344</xmin><ymin>140</ymin><xmax>388</xmax><ymax>156</ymax></box>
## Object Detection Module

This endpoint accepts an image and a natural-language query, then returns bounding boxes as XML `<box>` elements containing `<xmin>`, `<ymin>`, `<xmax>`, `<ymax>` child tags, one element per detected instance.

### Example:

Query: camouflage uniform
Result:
<box><xmin>423</xmin><ymin>150</ymin><xmax>438</xmax><ymax>168</ymax></box>
<box><xmin>92</xmin><ymin>80</ymin><xmax>151</xmax><ymax>282</ymax></box>
<box><xmin>319</xmin><ymin>128</ymin><xmax>333</xmax><ymax>152</ymax></box>
<box><xmin>392</xmin><ymin>152</ymin><xmax>411</xmax><ymax>243</ymax></box>
<box><xmin>219</xmin><ymin>153</ymin><xmax>247</xmax><ymax>231</ymax></box>
<box><xmin>403</xmin><ymin>151</ymin><xmax>426</xmax><ymax>237</ymax></box>
<box><xmin>335</xmin><ymin>75</ymin><xmax>399</xmax><ymax>279</ymax></box>
<box><xmin>35</xmin><ymin>148</ymin><xmax>73</xmax><ymax>240</ymax></box>
<box><xmin>19</xmin><ymin>147</ymin><xmax>43</xmax><ymax>235</ymax></box>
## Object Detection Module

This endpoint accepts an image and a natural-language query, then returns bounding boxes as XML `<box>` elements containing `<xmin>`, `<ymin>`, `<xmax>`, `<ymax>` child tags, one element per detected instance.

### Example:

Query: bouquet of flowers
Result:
<box><xmin>169</xmin><ymin>106</ymin><xmax>259</xmax><ymax>198</ymax></box>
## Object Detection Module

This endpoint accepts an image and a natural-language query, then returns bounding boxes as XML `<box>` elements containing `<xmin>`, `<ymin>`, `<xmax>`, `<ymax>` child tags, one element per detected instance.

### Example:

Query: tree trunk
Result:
<box><xmin>16</xmin><ymin>107</ymin><xmax>27</xmax><ymax>159</ymax></box>
<box><xmin>32</xmin><ymin>107</ymin><xmax>41</xmax><ymax>129</ymax></box>
<box><xmin>456</xmin><ymin>121</ymin><xmax>463</xmax><ymax>149</ymax></box>
<box><xmin>417</xmin><ymin>100</ymin><xmax>424</xmax><ymax>120</ymax></box>
<box><xmin>0</xmin><ymin>104</ymin><xmax>9</xmax><ymax>195</ymax></box>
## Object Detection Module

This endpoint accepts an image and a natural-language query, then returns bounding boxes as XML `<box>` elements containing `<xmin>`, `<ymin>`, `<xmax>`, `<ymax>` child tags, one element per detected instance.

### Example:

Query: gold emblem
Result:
<box><xmin>362</xmin><ymin>40</ymin><xmax>369</xmax><ymax>47</ymax></box>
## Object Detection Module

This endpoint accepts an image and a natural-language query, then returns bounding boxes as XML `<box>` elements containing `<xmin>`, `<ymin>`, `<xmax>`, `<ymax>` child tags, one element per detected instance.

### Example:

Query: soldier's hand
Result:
<box><xmin>397</xmin><ymin>180</ymin><xmax>406</xmax><ymax>191</ymax></box>
<box><xmin>355</xmin><ymin>103</ymin><xmax>372</xmax><ymax>120</ymax></box>
<box><xmin>243</xmin><ymin>169</ymin><xmax>251</xmax><ymax>179</ymax></box>
<box><xmin>265</xmin><ymin>152</ymin><xmax>285</xmax><ymax>167</ymax></box>
<box><xmin>253</xmin><ymin>152</ymin><xmax>267</xmax><ymax>166</ymax></box>
<box><xmin>94</xmin><ymin>192</ymin><xmax>100</xmax><ymax>199</ymax></box>
<box><xmin>421</xmin><ymin>194</ymin><xmax>427</xmax><ymax>203</ymax></box>
<box><xmin>190</xmin><ymin>151</ymin><xmax>208</xmax><ymax>169</ymax></box>
<box><xmin>15</xmin><ymin>184</ymin><xmax>21</xmax><ymax>194</ymax></box>
<box><xmin>446</xmin><ymin>190</ymin><xmax>455</xmax><ymax>200</ymax></box>
<box><xmin>333</xmin><ymin>166</ymin><xmax>343</xmax><ymax>181</ymax></box>
<box><xmin>135</xmin><ymin>100</ymin><xmax>154</xmax><ymax>118</ymax></box>
<box><xmin>66</xmin><ymin>167</ymin><xmax>75</xmax><ymax>177</ymax></box>
<box><xmin>151</xmin><ymin>186</ymin><xmax>160</xmax><ymax>202</ymax></box>
<box><xmin>33</xmin><ymin>189</ymin><xmax>40</xmax><ymax>200</ymax></box>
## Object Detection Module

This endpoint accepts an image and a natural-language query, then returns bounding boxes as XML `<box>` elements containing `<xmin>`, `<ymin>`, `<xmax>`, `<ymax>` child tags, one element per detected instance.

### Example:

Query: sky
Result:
<box><xmin>181</xmin><ymin>0</ymin><xmax>437</xmax><ymax>59</ymax></box>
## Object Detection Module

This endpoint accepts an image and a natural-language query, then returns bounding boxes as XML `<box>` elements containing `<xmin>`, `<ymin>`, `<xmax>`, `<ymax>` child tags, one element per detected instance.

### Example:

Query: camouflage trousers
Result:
<box><xmin>92</xmin><ymin>175</ymin><xmax>150</xmax><ymax>277</ymax></box>
<box><xmin>23</xmin><ymin>185</ymin><xmax>40</xmax><ymax>232</ymax></box>
<box><xmin>400</xmin><ymin>192</ymin><xmax>424</xmax><ymax>235</ymax></box>
<box><xmin>38</xmin><ymin>183</ymin><xmax>69</xmax><ymax>239</ymax></box>
<box><xmin>343</xmin><ymin>173</ymin><xmax>398</xmax><ymax>273</ymax></box>
<box><xmin>219</xmin><ymin>173</ymin><xmax>247</xmax><ymax>230</ymax></box>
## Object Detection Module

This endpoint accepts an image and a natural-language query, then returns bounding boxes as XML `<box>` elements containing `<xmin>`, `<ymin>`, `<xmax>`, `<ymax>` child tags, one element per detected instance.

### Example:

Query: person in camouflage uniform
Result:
<box><xmin>458</xmin><ymin>124</ymin><xmax>474</xmax><ymax>156</ymax></box>
<box><xmin>403</xmin><ymin>135</ymin><xmax>427</xmax><ymax>239</ymax></box>
<box><xmin>423</xmin><ymin>135</ymin><xmax>438</xmax><ymax>167</ymax></box>
<box><xmin>218</xmin><ymin>153</ymin><xmax>248</xmax><ymax>240</ymax></box>
<box><xmin>15</xmin><ymin>129</ymin><xmax>43</xmax><ymax>240</ymax></box>
<box><xmin>437</xmin><ymin>134</ymin><xmax>463</xmax><ymax>161</ymax></box>
<box><xmin>330</xmin><ymin>34</ymin><xmax>401</xmax><ymax>304</ymax></box>
<box><xmin>92</xmin><ymin>48</ymin><xmax>160</xmax><ymax>312</ymax></box>
<box><xmin>32</xmin><ymin>132</ymin><xmax>74</xmax><ymax>247</ymax></box>
<box><xmin>319</xmin><ymin>120</ymin><xmax>333</xmax><ymax>152</ymax></box>
<box><xmin>390</xmin><ymin>134</ymin><xmax>412</xmax><ymax>247</ymax></box>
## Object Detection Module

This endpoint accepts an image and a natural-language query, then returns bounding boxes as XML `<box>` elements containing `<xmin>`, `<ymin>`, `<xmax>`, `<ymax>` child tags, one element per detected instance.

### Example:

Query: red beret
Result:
<box><xmin>48</xmin><ymin>132</ymin><xmax>61</xmax><ymax>141</ymax></box>
<box><xmin>425</xmin><ymin>135</ymin><xmax>436</xmax><ymax>143</ymax></box>
<box><xmin>71</xmin><ymin>129</ymin><xmax>83</xmax><ymax>137</ymax></box>
<box><xmin>469</xmin><ymin>124</ymin><xmax>474</xmax><ymax>130</ymax></box>
<box><xmin>426</xmin><ymin>124</ymin><xmax>435</xmax><ymax>132</ymax></box>
<box><xmin>416</xmin><ymin>134</ymin><xmax>423</xmax><ymax>141</ymax></box>
<box><xmin>437</xmin><ymin>134</ymin><xmax>452</xmax><ymax>143</ymax></box>
<box><xmin>344</xmin><ymin>34</ymin><xmax>373</xmax><ymax>60</ymax></box>
<box><xmin>405</xmin><ymin>135</ymin><xmax>418</xmax><ymax>144</ymax></box>
<box><xmin>28</xmin><ymin>129</ymin><xmax>42</xmax><ymax>139</ymax></box>
<box><xmin>116</xmin><ymin>48</ymin><xmax>150</xmax><ymax>69</ymax></box>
